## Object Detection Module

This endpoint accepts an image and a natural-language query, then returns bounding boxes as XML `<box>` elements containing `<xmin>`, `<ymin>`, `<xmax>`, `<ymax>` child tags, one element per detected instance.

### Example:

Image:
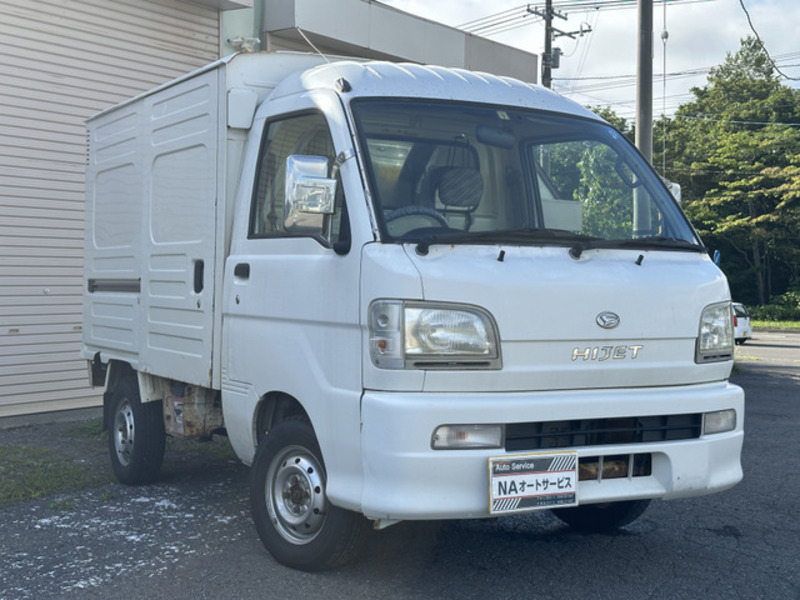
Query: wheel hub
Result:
<box><xmin>269</xmin><ymin>451</ymin><xmax>327</xmax><ymax>544</ymax></box>
<box><xmin>113</xmin><ymin>399</ymin><xmax>135</xmax><ymax>466</ymax></box>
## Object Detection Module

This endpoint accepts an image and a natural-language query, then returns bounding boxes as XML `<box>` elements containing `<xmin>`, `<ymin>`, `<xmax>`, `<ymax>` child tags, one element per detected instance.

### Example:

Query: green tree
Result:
<box><xmin>662</xmin><ymin>37</ymin><xmax>800</xmax><ymax>304</ymax></box>
<box><xmin>686</xmin><ymin>126</ymin><xmax>800</xmax><ymax>303</ymax></box>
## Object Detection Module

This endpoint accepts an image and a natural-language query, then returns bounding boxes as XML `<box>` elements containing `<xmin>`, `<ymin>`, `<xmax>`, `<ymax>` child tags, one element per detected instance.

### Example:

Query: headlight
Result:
<box><xmin>695</xmin><ymin>301</ymin><xmax>734</xmax><ymax>363</ymax></box>
<box><xmin>369</xmin><ymin>300</ymin><xmax>501</xmax><ymax>370</ymax></box>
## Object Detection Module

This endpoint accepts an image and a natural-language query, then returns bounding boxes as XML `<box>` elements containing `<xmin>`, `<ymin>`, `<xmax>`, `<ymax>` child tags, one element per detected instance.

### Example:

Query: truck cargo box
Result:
<box><xmin>82</xmin><ymin>53</ymin><xmax>327</xmax><ymax>388</ymax></box>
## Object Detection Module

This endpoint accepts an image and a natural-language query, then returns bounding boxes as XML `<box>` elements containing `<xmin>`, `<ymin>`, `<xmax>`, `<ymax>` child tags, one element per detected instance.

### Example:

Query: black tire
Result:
<box><xmin>551</xmin><ymin>499</ymin><xmax>651</xmax><ymax>533</ymax></box>
<box><xmin>108</xmin><ymin>375</ymin><xmax>166</xmax><ymax>485</ymax></box>
<box><xmin>250</xmin><ymin>418</ymin><xmax>371</xmax><ymax>571</ymax></box>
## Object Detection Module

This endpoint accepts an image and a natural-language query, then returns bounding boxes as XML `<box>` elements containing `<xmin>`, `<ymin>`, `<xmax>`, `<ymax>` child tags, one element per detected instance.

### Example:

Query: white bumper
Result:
<box><xmin>359</xmin><ymin>382</ymin><xmax>744</xmax><ymax>520</ymax></box>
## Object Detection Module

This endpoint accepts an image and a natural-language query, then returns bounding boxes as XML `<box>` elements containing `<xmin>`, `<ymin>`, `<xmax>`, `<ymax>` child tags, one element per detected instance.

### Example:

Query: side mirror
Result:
<box><xmin>284</xmin><ymin>155</ymin><xmax>336</xmax><ymax>232</ymax></box>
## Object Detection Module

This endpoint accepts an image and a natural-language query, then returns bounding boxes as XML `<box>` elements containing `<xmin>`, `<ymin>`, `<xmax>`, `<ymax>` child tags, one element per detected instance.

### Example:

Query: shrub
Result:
<box><xmin>749</xmin><ymin>291</ymin><xmax>800</xmax><ymax>321</ymax></box>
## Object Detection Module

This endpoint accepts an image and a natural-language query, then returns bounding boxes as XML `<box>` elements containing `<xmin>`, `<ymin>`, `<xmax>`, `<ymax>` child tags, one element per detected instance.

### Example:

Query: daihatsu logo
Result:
<box><xmin>596</xmin><ymin>311</ymin><xmax>620</xmax><ymax>329</ymax></box>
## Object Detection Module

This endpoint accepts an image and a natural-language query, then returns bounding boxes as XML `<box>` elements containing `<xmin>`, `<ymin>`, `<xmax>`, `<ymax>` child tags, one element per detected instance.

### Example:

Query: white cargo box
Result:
<box><xmin>82</xmin><ymin>52</ymin><xmax>328</xmax><ymax>388</ymax></box>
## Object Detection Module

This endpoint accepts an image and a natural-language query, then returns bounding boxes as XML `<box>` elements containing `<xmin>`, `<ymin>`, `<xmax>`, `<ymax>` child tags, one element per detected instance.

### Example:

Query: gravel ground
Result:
<box><xmin>0</xmin><ymin>408</ymin><xmax>251</xmax><ymax>600</ymax></box>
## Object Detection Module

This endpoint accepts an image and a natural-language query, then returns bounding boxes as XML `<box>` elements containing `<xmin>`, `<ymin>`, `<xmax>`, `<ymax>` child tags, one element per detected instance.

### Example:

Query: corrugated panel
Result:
<box><xmin>0</xmin><ymin>0</ymin><xmax>221</xmax><ymax>417</ymax></box>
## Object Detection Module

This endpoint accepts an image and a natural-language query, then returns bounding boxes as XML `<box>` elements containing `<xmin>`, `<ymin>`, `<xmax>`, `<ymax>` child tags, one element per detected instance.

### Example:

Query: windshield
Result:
<box><xmin>351</xmin><ymin>100</ymin><xmax>699</xmax><ymax>249</ymax></box>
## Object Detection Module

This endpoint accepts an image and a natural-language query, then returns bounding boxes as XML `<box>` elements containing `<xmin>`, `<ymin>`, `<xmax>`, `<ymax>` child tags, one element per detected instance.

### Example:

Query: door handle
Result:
<box><xmin>193</xmin><ymin>259</ymin><xmax>204</xmax><ymax>293</ymax></box>
<box><xmin>234</xmin><ymin>263</ymin><xmax>250</xmax><ymax>280</ymax></box>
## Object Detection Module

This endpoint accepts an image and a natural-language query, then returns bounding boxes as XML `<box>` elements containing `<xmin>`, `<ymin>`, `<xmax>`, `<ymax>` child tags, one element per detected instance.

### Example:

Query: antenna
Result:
<box><xmin>295</xmin><ymin>27</ymin><xmax>351</xmax><ymax>92</ymax></box>
<box><xmin>296</xmin><ymin>27</ymin><xmax>331</xmax><ymax>64</ymax></box>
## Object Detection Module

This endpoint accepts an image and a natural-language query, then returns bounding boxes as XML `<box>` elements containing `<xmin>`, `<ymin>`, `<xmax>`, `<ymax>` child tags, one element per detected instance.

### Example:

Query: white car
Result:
<box><xmin>733</xmin><ymin>303</ymin><xmax>752</xmax><ymax>345</ymax></box>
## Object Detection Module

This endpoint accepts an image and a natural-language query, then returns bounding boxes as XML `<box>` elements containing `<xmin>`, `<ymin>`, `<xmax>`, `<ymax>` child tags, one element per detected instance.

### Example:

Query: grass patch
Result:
<box><xmin>752</xmin><ymin>320</ymin><xmax>800</xmax><ymax>330</ymax></box>
<box><xmin>67</xmin><ymin>417</ymin><xmax>106</xmax><ymax>440</ymax></box>
<box><xmin>0</xmin><ymin>445</ymin><xmax>112</xmax><ymax>509</ymax></box>
<box><xmin>0</xmin><ymin>417</ymin><xmax>114</xmax><ymax>509</ymax></box>
<box><xmin>0</xmin><ymin>417</ymin><xmax>237</xmax><ymax>508</ymax></box>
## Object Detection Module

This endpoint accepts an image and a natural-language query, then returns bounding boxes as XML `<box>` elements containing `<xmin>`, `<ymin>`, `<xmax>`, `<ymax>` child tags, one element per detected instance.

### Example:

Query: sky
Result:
<box><xmin>378</xmin><ymin>0</ymin><xmax>800</xmax><ymax>123</ymax></box>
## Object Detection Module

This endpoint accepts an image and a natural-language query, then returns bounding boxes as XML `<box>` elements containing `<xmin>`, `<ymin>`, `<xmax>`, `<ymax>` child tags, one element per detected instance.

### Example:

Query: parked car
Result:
<box><xmin>733</xmin><ymin>303</ymin><xmax>752</xmax><ymax>345</ymax></box>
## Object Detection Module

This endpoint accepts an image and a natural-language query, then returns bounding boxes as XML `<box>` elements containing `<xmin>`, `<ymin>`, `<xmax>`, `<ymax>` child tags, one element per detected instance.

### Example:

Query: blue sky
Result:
<box><xmin>380</xmin><ymin>0</ymin><xmax>800</xmax><ymax>121</ymax></box>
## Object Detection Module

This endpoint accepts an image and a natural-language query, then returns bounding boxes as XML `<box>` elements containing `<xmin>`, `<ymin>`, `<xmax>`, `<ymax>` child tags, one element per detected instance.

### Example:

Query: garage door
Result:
<box><xmin>0</xmin><ymin>0</ymin><xmax>220</xmax><ymax>416</ymax></box>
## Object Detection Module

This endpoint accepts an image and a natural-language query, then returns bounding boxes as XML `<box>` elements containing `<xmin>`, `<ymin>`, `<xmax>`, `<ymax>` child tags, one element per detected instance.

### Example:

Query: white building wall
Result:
<box><xmin>0</xmin><ymin>0</ymin><xmax>221</xmax><ymax>417</ymax></box>
<box><xmin>262</xmin><ymin>0</ymin><xmax>538</xmax><ymax>82</ymax></box>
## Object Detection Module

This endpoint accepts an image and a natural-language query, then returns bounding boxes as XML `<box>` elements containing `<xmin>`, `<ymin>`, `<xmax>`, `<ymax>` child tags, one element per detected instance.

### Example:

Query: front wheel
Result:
<box><xmin>250</xmin><ymin>419</ymin><xmax>370</xmax><ymax>571</ymax></box>
<box><xmin>108</xmin><ymin>375</ymin><xmax>166</xmax><ymax>485</ymax></box>
<box><xmin>551</xmin><ymin>499</ymin><xmax>651</xmax><ymax>533</ymax></box>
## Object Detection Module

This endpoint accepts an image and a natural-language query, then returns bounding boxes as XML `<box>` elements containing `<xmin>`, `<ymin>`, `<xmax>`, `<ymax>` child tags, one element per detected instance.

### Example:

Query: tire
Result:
<box><xmin>551</xmin><ymin>499</ymin><xmax>651</xmax><ymax>533</ymax></box>
<box><xmin>108</xmin><ymin>375</ymin><xmax>166</xmax><ymax>485</ymax></box>
<box><xmin>250</xmin><ymin>418</ymin><xmax>370</xmax><ymax>571</ymax></box>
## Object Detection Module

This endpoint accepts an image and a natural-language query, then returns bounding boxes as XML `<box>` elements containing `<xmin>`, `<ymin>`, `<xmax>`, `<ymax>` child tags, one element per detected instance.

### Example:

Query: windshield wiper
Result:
<box><xmin>413</xmin><ymin>228</ymin><xmax>598</xmax><ymax>255</ymax></box>
<box><xmin>569</xmin><ymin>236</ymin><xmax>706</xmax><ymax>259</ymax></box>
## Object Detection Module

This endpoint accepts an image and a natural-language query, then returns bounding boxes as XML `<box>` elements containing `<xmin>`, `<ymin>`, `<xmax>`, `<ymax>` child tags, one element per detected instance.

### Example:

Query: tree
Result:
<box><xmin>662</xmin><ymin>37</ymin><xmax>800</xmax><ymax>304</ymax></box>
<box><xmin>686</xmin><ymin>126</ymin><xmax>800</xmax><ymax>303</ymax></box>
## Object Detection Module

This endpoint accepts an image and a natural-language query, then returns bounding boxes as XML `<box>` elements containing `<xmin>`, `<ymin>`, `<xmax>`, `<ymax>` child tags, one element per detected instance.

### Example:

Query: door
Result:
<box><xmin>222</xmin><ymin>94</ymin><xmax>366</xmax><ymax>477</ymax></box>
<box><xmin>139</xmin><ymin>69</ymin><xmax>220</xmax><ymax>387</ymax></box>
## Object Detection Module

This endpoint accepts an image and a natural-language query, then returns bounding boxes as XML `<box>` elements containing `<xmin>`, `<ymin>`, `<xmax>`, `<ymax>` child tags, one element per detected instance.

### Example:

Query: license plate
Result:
<box><xmin>489</xmin><ymin>451</ymin><xmax>579</xmax><ymax>515</ymax></box>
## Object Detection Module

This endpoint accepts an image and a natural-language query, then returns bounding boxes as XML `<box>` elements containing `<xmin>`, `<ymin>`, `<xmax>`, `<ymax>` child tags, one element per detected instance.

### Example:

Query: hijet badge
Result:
<box><xmin>489</xmin><ymin>451</ymin><xmax>579</xmax><ymax>515</ymax></box>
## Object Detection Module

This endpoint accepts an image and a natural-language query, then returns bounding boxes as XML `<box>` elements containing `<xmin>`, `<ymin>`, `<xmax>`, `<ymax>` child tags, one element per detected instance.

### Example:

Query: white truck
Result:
<box><xmin>82</xmin><ymin>51</ymin><xmax>743</xmax><ymax>571</ymax></box>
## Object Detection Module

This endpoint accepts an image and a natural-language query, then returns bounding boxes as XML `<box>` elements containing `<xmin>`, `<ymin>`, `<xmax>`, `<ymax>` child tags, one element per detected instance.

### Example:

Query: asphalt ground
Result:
<box><xmin>0</xmin><ymin>330</ymin><xmax>798</xmax><ymax>600</ymax></box>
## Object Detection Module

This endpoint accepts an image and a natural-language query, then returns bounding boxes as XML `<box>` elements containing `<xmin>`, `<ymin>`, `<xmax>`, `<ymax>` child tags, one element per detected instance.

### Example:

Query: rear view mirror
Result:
<box><xmin>284</xmin><ymin>155</ymin><xmax>336</xmax><ymax>232</ymax></box>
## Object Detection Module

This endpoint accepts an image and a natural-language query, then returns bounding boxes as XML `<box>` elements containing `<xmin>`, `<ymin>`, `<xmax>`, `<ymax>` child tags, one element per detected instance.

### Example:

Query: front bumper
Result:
<box><xmin>359</xmin><ymin>381</ymin><xmax>744</xmax><ymax>520</ymax></box>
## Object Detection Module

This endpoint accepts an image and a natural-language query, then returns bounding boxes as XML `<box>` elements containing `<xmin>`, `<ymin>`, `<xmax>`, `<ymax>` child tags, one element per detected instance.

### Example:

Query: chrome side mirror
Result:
<box><xmin>284</xmin><ymin>155</ymin><xmax>336</xmax><ymax>232</ymax></box>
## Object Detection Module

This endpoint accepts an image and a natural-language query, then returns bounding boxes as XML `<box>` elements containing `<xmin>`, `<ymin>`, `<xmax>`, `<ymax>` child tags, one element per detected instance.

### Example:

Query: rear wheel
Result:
<box><xmin>551</xmin><ymin>499</ymin><xmax>650</xmax><ymax>533</ymax></box>
<box><xmin>250</xmin><ymin>418</ymin><xmax>370</xmax><ymax>571</ymax></box>
<box><xmin>108</xmin><ymin>375</ymin><xmax>166</xmax><ymax>485</ymax></box>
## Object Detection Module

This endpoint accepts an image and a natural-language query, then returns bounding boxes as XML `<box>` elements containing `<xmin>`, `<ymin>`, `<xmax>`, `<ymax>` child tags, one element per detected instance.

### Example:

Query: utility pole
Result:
<box><xmin>635</xmin><ymin>0</ymin><xmax>653</xmax><ymax>163</ymax></box>
<box><xmin>542</xmin><ymin>0</ymin><xmax>554</xmax><ymax>88</ymax></box>
<box><xmin>529</xmin><ymin>2</ymin><xmax>589</xmax><ymax>89</ymax></box>
<box><xmin>633</xmin><ymin>0</ymin><xmax>654</xmax><ymax>237</ymax></box>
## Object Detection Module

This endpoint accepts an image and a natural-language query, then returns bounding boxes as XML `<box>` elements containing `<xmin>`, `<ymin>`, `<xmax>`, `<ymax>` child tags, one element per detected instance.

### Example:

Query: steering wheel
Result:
<box><xmin>385</xmin><ymin>206</ymin><xmax>448</xmax><ymax>227</ymax></box>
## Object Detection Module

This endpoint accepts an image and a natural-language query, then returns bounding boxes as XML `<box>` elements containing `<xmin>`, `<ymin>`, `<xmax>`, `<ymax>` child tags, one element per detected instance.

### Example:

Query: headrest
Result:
<box><xmin>432</xmin><ymin>167</ymin><xmax>483</xmax><ymax>209</ymax></box>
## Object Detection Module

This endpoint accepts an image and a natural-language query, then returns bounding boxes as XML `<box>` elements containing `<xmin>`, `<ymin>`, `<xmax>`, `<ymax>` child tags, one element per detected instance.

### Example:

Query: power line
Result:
<box><xmin>556</xmin><ymin>52</ymin><xmax>800</xmax><ymax>84</ymax></box>
<box><xmin>676</xmin><ymin>115</ymin><xmax>800</xmax><ymax>127</ymax></box>
<box><xmin>738</xmin><ymin>0</ymin><xmax>800</xmax><ymax>81</ymax></box>
<box><xmin>554</xmin><ymin>53</ymin><xmax>800</xmax><ymax>97</ymax></box>
<box><xmin>458</xmin><ymin>0</ymin><xmax>714</xmax><ymax>33</ymax></box>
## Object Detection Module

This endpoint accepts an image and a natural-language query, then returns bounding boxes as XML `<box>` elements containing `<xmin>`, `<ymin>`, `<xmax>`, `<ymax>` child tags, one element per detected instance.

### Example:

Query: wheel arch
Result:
<box><xmin>102</xmin><ymin>360</ymin><xmax>138</xmax><ymax>431</ymax></box>
<box><xmin>254</xmin><ymin>391</ymin><xmax>312</xmax><ymax>445</ymax></box>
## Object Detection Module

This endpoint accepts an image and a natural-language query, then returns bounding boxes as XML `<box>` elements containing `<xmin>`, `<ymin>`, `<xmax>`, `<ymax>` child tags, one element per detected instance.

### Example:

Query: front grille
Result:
<box><xmin>505</xmin><ymin>414</ymin><xmax>702</xmax><ymax>452</ymax></box>
<box><xmin>578</xmin><ymin>454</ymin><xmax>652</xmax><ymax>481</ymax></box>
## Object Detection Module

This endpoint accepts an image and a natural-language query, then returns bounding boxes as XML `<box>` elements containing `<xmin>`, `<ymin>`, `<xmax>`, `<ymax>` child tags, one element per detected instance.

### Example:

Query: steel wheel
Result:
<box><xmin>112</xmin><ymin>398</ymin><xmax>136</xmax><ymax>467</ymax></box>
<box><xmin>267</xmin><ymin>446</ymin><xmax>327</xmax><ymax>544</ymax></box>
<box><xmin>250</xmin><ymin>418</ymin><xmax>371</xmax><ymax>571</ymax></box>
<box><xmin>106</xmin><ymin>372</ymin><xmax>165</xmax><ymax>485</ymax></box>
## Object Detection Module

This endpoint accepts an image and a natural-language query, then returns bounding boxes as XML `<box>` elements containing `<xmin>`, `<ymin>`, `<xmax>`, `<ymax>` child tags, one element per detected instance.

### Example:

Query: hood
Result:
<box><xmin>399</xmin><ymin>243</ymin><xmax>732</xmax><ymax>393</ymax></box>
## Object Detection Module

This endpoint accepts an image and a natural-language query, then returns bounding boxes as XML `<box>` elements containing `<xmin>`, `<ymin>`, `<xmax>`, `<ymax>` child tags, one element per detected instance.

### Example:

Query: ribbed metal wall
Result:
<box><xmin>0</xmin><ymin>0</ymin><xmax>220</xmax><ymax>416</ymax></box>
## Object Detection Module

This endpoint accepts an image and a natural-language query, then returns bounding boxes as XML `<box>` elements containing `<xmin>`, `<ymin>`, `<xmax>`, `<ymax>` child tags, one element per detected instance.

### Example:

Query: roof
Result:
<box><xmin>272</xmin><ymin>60</ymin><xmax>601</xmax><ymax>120</ymax></box>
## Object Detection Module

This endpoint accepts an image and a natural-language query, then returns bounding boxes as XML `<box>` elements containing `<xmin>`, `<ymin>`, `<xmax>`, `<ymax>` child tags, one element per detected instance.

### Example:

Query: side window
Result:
<box><xmin>250</xmin><ymin>112</ymin><xmax>349</xmax><ymax>247</ymax></box>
